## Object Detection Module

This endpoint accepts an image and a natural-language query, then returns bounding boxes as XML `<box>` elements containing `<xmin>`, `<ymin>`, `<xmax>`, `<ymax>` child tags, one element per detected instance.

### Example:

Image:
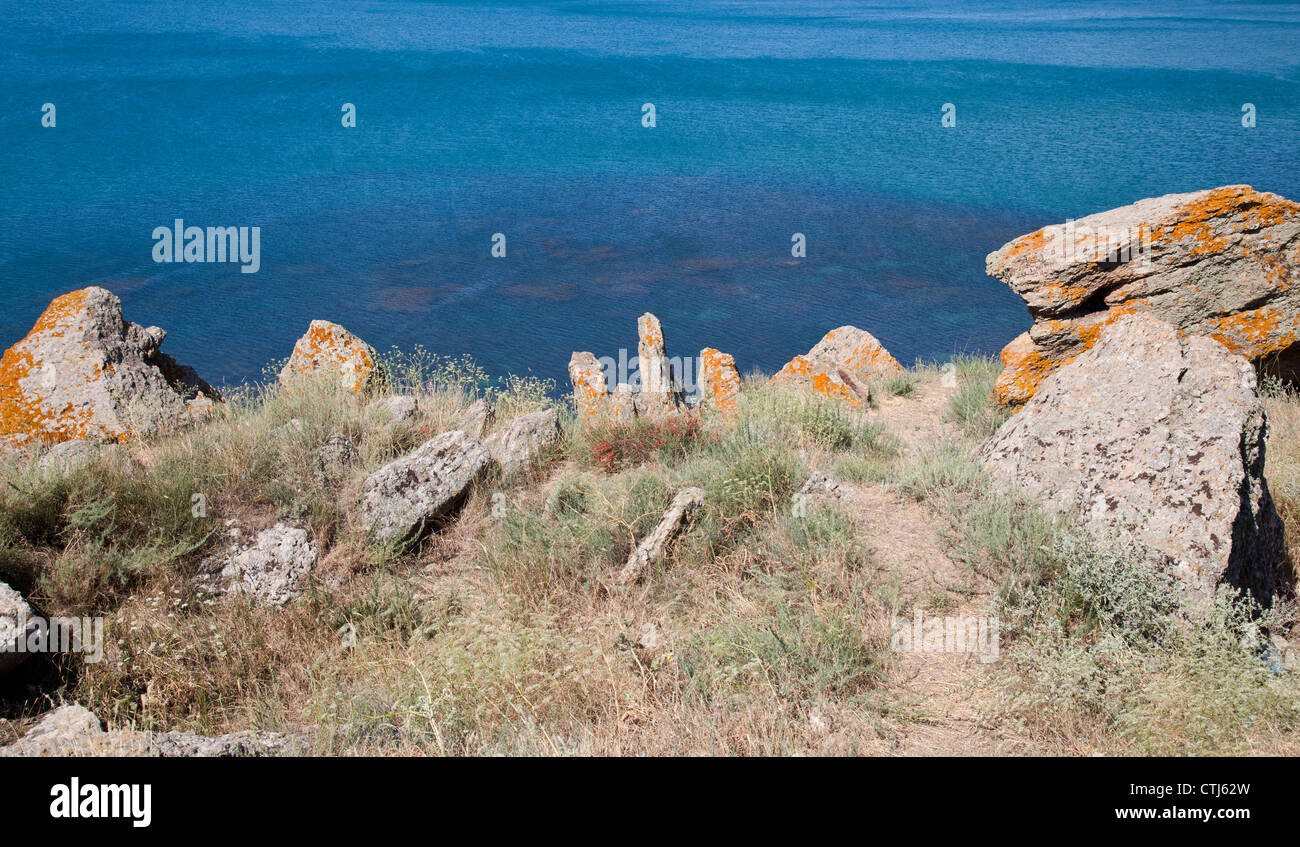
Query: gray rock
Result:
<box><xmin>147</xmin><ymin>729</ymin><xmax>298</xmax><ymax>757</ymax></box>
<box><xmin>0</xmin><ymin>704</ymin><xmax>297</xmax><ymax>757</ymax></box>
<box><xmin>799</xmin><ymin>471</ymin><xmax>855</xmax><ymax>501</ymax></box>
<box><xmin>0</xmin><ymin>705</ymin><xmax>107</xmax><ymax>756</ymax></box>
<box><xmin>197</xmin><ymin>523</ymin><xmax>318</xmax><ymax>607</ymax></box>
<box><xmin>484</xmin><ymin>409</ymin><xmax>563</xmax><ymax>477</ymax></box>
<box><xmin>979</xmin><ymin>313</ymin><xmax>1287</xmax><ymax>604</ymax></box>
<box><xmin>616</xmin><ymin>487</ymin><xmax>704</xmax><ymax>585</ymax></box>
<box><xmin>315</xmin><ymin>434</ymin><xmax>359</xmax><ymax>487</ymax></box>
<box><xmin>0</xmin><ymin>580</ymin><xmax>35</xmax><ymax>677</ymax></box>
<box><xmin>457</xmin><ymin>398</ymin><xmax>495</xmax><ymax>438</ymax></box>
<box><xmin>373</xmin><ymin>394</ymin><xmax>418</xmax><ymax>425</ymax></box>
<box><xmin>358</xmin><ymin>430</ymin><xmax>490</xmax><ymax>544</ymax></box>
<box><xmin>36</xmin><ymin>439</ymin><xmax>98</xmax><ymax>475</ymax></box>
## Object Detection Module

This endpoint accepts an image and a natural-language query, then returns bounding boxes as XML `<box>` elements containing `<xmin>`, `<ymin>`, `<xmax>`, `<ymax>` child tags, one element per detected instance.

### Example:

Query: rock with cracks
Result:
<box><xmin>979</xmin><ymin>312</ymin><xmax>1288</xmax><ymax>604</ymax></box>
<box><xmin>359</xmin><ymin>430</ymin><xmax>490</xmax><ymax>545</ymax></box>
<box><xmin>986</xmin><ymin>185</ymin><xmax>1300</xmax><ymax>405</ymax></box>
<box><xmin>0</xmin><ymin>287</ymin><xmax>219</xmax><ymax>447</ymax></box>
<box><xmin>484</xmin><ymin>409</ymin><xmax>563</xmax><ymax>477</ymax></box>
<box><xmin>617</xmin><ymin>487</ymin><xmax>705</xmax><ymax>585</ymax></box>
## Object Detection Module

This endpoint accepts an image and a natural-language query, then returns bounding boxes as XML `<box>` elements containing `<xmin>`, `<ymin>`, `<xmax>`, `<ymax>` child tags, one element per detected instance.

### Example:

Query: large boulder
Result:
<box><xmin>769</xmin><ymin>326</ymin><xmax>899</xmax><ymax>407</ymax></box>
<box><xmin>358</xmin><ymin>430</ymin><xmax>490</xmax><ymax>544</ymax></box>
<box><xmin>279</xmin><ymin>320</ymin><xmax>380</xmax><ymax>394</ymax></box>
<box><xmin>979</xmin><ymin>313</ymin><xmax>1288</xmax><ymax>604</ymax></box>
<box><xmin>0</xmin><ymin>287</ymin><xmax>219</xmax><ymax>447</ymax></box>
<box><xmin>1</xmin><ymin>580</ymin><xmax>35</xmax><ymax>677</ymax></box>
<box><xmin>484</xmin><ymin>409</ymin><xmax>563</xmax><ymax>477</ymax></box>
<box><xmin>987</xmin><ymin>185</ymin><xmax>1300</xmax><ymax>405</ymax></box>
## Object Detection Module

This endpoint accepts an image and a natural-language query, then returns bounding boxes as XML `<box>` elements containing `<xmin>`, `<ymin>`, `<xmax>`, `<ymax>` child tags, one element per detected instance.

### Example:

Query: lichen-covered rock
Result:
<box><xmin>484</xmin><ymin>409</ymin><xmax>563</xmax><ymax>477</ymax></box>
<box><xmin>456</xmin><ymin>397</ymin><xmax>495</xmax><ymax>438</ymax></box>
<box><xmin>568</xmin><ymin>351</ymin><xmax>608</xmax><ymax>421</ymax></box>
<box><xmin>372</xmin><ymin>394</ymin><xmax>418</xmax><ymax>425</ymax></box>
<box><xmin>0</xmin><ymin>704</ymin><xmax>296</xmax><ymax>757</ymax></box>
<box><xmin>315</xmin><ymin>434</ymin><xmax>359</xmax><ymax>488</ymax></box>
<box><xmin>610</xmin><ymin>383</ymin><xmax>636</xmax><ymax>421</ymax></box>
<box><xmin>0</xmin><ymin>287</ymin><xmax>219</xmax><ymax>447</ymax></box>
<box><xmin>279</xmin><ymin>320</ymin><xmax>380</xmax><ymax>394</ymax></box>
<box><xmin>979</xmin><ymin>313</ymin><xmax>1288</xmax><ymax>604</ymax></box>
<box><xmin>1</xmin><ymin>580</ymin><xmax>34</xmax><ymax>677</ymax></box>
<box><xmin>698</xmin><ymin>348</ymin><xmax>740</xmax><ymax>412</ymax></box>
<box><xmin>770</xmin><ymin>326</ymin><xmax>899</xmax><ymax>407</ymax></box>
<box><xmin>197</xmin><ymin>522</ymin><xmax>318</xmax><ymax>607</ymax></box>
<box><xmin>359</xmin><ymin>430</ymin><xmax>490</xmax><ymax>544</ymax></box>
<box><xmin>637</xmin><ymin>312</ymin><xmax>677</xmax><ymax>406</ymax></box>
<box><xmin>987</xmin><ymin>185</ymin><xmax>1300</xmax><ymax>405</ymax></box>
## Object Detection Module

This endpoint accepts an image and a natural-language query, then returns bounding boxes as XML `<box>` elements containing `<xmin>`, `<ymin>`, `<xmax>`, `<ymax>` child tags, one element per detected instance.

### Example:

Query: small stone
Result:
<box><xmin>373</xmin><ymin>394</ymin><xmax>418</xmax><ymax>424</ymax></box>
<box><xmin>315</xmin><ymin>434</ymin><xmax>359</xmax><ymax>488</ymax></box>
<box><xmin>457</xmin><ymin>398</ymin><xmax>495</xmax><ymax>438</ymax></box>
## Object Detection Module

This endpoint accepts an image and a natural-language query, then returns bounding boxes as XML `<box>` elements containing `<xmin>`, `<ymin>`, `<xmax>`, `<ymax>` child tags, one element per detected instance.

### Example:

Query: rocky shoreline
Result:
<box><xmin>1</xmin><ymin>183</ymin><xmax>1297</xmax><ymax>756</ymax></box>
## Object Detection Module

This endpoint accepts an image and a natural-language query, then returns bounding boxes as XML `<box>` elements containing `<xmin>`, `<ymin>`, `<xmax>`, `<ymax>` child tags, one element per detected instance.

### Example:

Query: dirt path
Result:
<box><xmin>846</xmin><ymin>375</ymin><xmax>1031</xmax><ymax>755</ymax></box>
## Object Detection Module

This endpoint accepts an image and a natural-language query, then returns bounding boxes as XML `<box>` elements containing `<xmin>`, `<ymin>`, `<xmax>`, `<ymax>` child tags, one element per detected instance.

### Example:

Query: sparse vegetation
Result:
<box><xmin>2</xmin><ymin>351</ymin><xmax>1297</xmax><ymax>756</ymax></box>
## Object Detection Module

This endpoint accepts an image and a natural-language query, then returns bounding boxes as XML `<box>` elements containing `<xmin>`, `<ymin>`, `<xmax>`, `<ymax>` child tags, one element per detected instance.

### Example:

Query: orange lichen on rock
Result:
<box><xmin>770</xmin><ymin>326</ymin><xmax>898</xmax><ymax>407</ymax></box>
<box><xmin>994</xmin><ymin>333</ymin><xmax>1060</xmax><ymax>407</ymax></box>
<box><xmin>279</xmin><ymin>320</ymin><xmax>380</xmax><ymax>394</ymax></box>
<box><xmin>1206</xmin><ymin>308</ymin><xmax>1298</xmax><ymax>358</ymax></box>
<box><xmin>637</xmin><ymin>312</ymin><xmax>674</xmax><ymax>401</ymax></box>
<box><xmin>568</xmin><ymin>351</ymin><xmax>608</xmax><ymax>421</ymax></box>
<box><xmin>698</xmin><ymin>348</ymin><xmax>740</xmax><ymax>412</ymax></box>
<box><xmin>1</xmin><ymin>287</ymin><xmax>218</xmax><ymax>447</ymax></box>
<box><xmin>1003</xmin><ymin>227</ymin><xmax>1052</xmax><ymax>261</ymax></box>
<box><xmin>988</xmin><ymin>185</ymin><xmax>1300</xmax><ymax>406</ymax></box>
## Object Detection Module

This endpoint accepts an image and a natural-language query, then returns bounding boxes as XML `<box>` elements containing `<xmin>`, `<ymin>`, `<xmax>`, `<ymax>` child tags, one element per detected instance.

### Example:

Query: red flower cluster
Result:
<box><xmin>588</xmin><ymin>414</ymin><xmax>707</xmax><ymax>474</ymax></box>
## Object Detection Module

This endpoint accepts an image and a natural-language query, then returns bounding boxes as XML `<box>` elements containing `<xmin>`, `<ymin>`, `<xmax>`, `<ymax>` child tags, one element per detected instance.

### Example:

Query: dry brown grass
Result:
<box><xmin>3</xmin><ymin>356</ymin><xmax>1299</xmax><ymax>756</ymax></box>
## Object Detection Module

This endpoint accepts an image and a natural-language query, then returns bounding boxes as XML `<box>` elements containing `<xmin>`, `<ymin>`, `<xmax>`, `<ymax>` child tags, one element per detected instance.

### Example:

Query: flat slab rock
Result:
<box><xmin>196</xmin><ymin>522</ymin><xmax>318</xmax><ymax>606</ymax></box>
<box><xmin>359</xmin><ymin>429</ymin><xmax>490</xmax><ymax>544</ymax></box>
<box><xmin>0</xmin><ymin>705</ymin><xmax>299</xmax><ymax>757</ymax></box>
<box><xmin>979</xmin><ymin>312</ymin><xmax>1287</xmax><ymax>604</ymax></box>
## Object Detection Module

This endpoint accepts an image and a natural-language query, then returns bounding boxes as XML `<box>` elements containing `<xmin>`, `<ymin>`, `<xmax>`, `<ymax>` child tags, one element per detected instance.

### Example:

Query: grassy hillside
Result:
<box><xmin>1</xmin><ymin>351</ymin><xmax>1296</xmax><ymax>755</ymax></box>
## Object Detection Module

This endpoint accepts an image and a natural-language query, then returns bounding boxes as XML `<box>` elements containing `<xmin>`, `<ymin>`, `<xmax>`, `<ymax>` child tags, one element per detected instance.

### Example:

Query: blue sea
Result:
<box><xmin>2</xmin><ymin>1</ymin><xmax>1298</xmax><ymax>390</ymax></box>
